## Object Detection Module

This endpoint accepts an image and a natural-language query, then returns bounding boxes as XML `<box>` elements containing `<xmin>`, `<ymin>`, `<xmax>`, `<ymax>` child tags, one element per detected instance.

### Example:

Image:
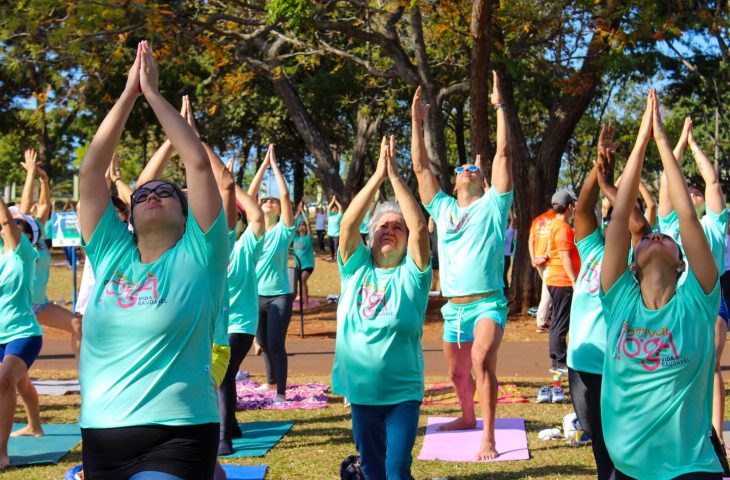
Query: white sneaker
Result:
<box><xmin>274</xmin><ymin>395</ymin><xmax>286</xmax><ymax>405</ymax></box>
<box><xmin>536</xmin><ymin>386</ymin><xmax>552</xmax><ymax>403</ymax></box>
<box><xmin>551</xmin><ymin>386</ymin><xmax>566</xmax><ymax>403</ymax></box>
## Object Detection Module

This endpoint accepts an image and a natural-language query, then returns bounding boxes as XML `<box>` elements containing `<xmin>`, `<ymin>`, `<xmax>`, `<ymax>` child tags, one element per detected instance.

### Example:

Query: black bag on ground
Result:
<box><xmin>340</xmin><ymin>454</ymin><xmax>363</xmax><ymax>480</ymax></box>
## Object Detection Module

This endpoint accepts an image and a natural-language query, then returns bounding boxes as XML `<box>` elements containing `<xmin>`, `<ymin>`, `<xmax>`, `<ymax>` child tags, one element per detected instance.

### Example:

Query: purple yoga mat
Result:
<box><xmin>418</xmin><ymin>417</ymin><xmax>530</xmax><ymax>462</ymax></box>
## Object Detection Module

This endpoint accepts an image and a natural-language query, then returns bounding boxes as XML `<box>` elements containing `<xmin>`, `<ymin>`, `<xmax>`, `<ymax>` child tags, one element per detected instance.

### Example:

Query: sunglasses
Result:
<box><xmin>261</xmin><ymin>197</ymin><xmax>280</xmax><ymax>204</ymax></box>
<box><xmin>132</xmin><ymin>183</ymin><xmax>178</xmax><ymax>204</ymax></box>
<box><xmin>454</xmin><ymin>165</ymin><xmax>480</xmax><ymax>174</ymax></box>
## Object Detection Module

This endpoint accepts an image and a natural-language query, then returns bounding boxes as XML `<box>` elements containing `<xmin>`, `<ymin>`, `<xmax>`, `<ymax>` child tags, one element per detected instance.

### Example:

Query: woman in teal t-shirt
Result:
<box><xmin>249</xmin><ymin>144</ymin><xmax>295</xmax><ymax>404</ymax></box>
<box><xmin>0</xmin><ymin>195</ymin><xmax>43</xmax><ymax>470</ymax></box>
<box><xmin>77</xmin><ymin>42</ymin><xmax>228</xmax><ymax>480</ymax></box>
<box><xmin>326</xmin><ymin>196</ymin><xmax>343</xmax><ymax>261</ymax></box>
<box><xmin>334</xmin><ymin>136</ymin><xmax>431</xmax><ymax>480</ymax></box>
<box><xmin>599</xmin><ymin>90</ymin><xmax>726</xmax><ymax>479</ymax></box>
<box><xmin>292</xmin><ymin>219</ymin><xmax>315</xmax><ymax>307</ymax></box>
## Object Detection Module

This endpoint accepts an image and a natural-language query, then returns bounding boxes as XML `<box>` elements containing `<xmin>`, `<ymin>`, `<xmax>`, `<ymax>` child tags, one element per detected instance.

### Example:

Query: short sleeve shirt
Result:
<box><xmin>332</xmin><ymin>243</ymin><xmax>431</xmax><ymax>405</ymax></box>
<box><xmin>256</xmin><ymin>221</ymin><xmax>296</xmax><ymax>296</ymax></box>
<box><xmin>545</xmin><ymin>218</ymin><xmax>580</xmax><ymax>287</ymax></box>
<box><xmin>79</xmin><ymin>202</ymin><xmax>229</xmax><ymax>428</ymax></box>
<box><xmin>567</xmin><ymin>228</ymin><xmax>605</xmax><ymax>374</ymax></box>
<box><xmin>599</xmin><ymin>269</ymin><xmax>721</xmax><ymax>478</ymax></box>
<box><xmin>529</xmin><ymin>210</ymin><xmax>555</xmax><ymax>257</ymax></box>
<box><xmin>0</xmin><ymin>235</ymin><xmax>41</xmax><ymax>344</ymax></box>
<box><xmin>327</xmin><ymin>212</ymin><xmax>342</xmax><ymax>237</ymax></box>
<box><xmin>424</xmin><ymin>188</ymin><xmax>513</xmax><ymax>297</ymax></box>
<box><xmin>293</xmin><ymin>234</ymin><xmax>315</xmax><ymax>270</ymax></box>
<box><xmin>228</xmin><ymin>227</ymin><xmax>264</xmax><ymax>335</ymax></box>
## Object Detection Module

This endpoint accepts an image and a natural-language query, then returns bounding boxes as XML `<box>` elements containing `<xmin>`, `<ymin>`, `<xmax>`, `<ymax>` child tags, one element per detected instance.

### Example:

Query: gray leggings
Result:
<box><xmin>256</xmin><ymin>294</ymin><xmax>293</xmax><ymax>395</ymax></box>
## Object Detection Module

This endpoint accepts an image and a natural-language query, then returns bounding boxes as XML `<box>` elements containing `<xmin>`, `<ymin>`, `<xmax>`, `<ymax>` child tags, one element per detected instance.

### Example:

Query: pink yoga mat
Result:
<box><xmin>418</xmin><ymin>417</ymin><xmax>529</xmax><ymax>462</ymax></box>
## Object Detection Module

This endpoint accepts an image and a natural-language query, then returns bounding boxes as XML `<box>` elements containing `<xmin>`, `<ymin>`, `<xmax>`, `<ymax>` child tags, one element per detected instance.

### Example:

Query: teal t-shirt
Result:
<box><xmin>44</xmin><ymin>219</ymin><xmax>53</xmax><ymax>240</ymax></box>
<box><xmin>31</xmin><ymin>240</ymin><xmax>51</xmax><ymax>305</ymax></box>
<box><xmin>657</xmin><ymin>209</ymin><xmax>728</xmax><ymax>283</ymax></box>
<box><xmin>213</xmin><ymin>229</ymin><xmax>237</xmax><ymax>348</ymax></box>
<box><xmin>0</xmin><ymin>235</ymin><xmax>42</xmax><ymax>344</ymax></box>
<box><xmin>293</xmin><ymin>233</ymin><xmax>315</xmax><ymax>270</ymax></box>
<box><xmin>256</xmin><ymin>221</ymin><xmax>296</xmax><ymax>296</ymax></box>
<box><xmin>327</xmin><ymin>212</ymin><xmax>342</xmax><ymax>237</ymax></box>
<box><xmin>599</xmin><ymin>269</ymin><xmax>721</xmax><ymax>478</ymax></box>
<box><xmin>228</xmin><ymin>227</ymin><xmax>264</xmax><ymax>335</ymax></box>
<box><xmin>295</xmin><ymin>212</ymin><xmax>307</xmax><ymax>226</ymax></box>
<box><xmin>79</xmin><ymin>202</ymin><xmax>229</xmax><ymax>428</ymax></box>
<box><xmin>332</xmin><ymin>243</ymin><xmax>431</xmax><ymax>404</ymax></box>
<box><xmin>567</xmin><ymin>228</ymin><xmax>606</xmax><ymax>374</ymax></box>
<box><xmin>424</xmin><ymin>188</ymin><xmax>513</xmax><ymax>297</ymax></box>
<box><xmin>359</xmin><ymin>212</ymin><xmax>370</xmax><ymax>235</ymax></box>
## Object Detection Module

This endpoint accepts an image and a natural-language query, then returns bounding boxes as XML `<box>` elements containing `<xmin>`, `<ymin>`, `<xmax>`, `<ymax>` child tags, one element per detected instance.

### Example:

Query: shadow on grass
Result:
<box><xmin>449</xmin><ymin>465</ymin><xmax>595</xmax><ymax>479</ymax></box>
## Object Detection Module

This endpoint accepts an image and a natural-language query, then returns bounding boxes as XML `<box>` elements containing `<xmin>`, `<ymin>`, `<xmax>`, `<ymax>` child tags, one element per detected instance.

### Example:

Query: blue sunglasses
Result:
<box><xmin>454</xmin><ymin>165</ymin><xmax>480</xmax><ymax>174</ymax></box>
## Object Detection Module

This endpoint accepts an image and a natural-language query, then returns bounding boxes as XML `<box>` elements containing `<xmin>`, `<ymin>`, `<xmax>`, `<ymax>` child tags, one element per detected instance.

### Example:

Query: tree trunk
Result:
<box><xmin>293</xmin><ymin>149</ymin><xmax>305</xmax><ymax>205</ymax></box>
<box><xmin>470</xmin><ymin>0</ymin><xmax>495</xmax><ymax>167</ymax></box>
<box><xmin>343</xmin><ymin>106</ymin><xmax>381</xmax><ymax>204</ymax></box>
<box><xmin>454</xmin><ymin>102</ymin><xmax>467</xmax><ymax>166</ymax></box>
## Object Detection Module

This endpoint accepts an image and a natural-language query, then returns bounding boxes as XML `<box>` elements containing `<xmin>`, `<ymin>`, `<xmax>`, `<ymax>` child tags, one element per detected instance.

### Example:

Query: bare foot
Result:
<box><xmin>10</xmin><ymin>425</ymin><xmax>44</xmax><ymax>437</ymax></box>
<box><xmin>436</xmin><ymin>417</ymin><xmax>477</xmax><ymax>431</ymax></box>
<box><xmin>0</xmin><ymin>454</ymin><xmax>9</xmax><ymax>469</ymax></box>
<box><xmin>476</xmin><ymin>437</ymin><xmax>499</xmax><ymax>461</ymax></box>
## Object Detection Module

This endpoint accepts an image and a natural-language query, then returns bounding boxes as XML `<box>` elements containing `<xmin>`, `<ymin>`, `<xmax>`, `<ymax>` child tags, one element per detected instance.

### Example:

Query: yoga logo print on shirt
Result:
<box><xmin>616</xmin><ymin>321</ymin><xmax>686</xmax><ymax>372</ymax></box>
<box><xmin>446</xmin><ymin>212</ymin><xmax>470</xmax><ymax>234</ymax></box>
<box><xmin>356</xmin><ymin>281</ymin><xmax>388</xmax><ymax>320</ymax></box>
<box><xmin>578</xmin><ymin>258</ymin><xmax>601</xmax><ymax>294</ymax></box>
<box><xmin>101</xmin><ymin>270</ymin><xmax>167</xmax><ymax>308</ymax></box>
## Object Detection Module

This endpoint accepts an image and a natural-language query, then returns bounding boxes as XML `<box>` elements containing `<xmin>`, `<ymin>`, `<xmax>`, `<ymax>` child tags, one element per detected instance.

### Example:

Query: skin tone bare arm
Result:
<box><xmin>411</xmin><ymin>87</ymin><xmax>440</xmax><ymax>205</ymax></box>
<box><xmin>688</xmin><ymin>127</ymin><xmax>725</xmax><ymax>214</ymax></box>
<box><xmin>19</xmin><ymin>149</ymin><xmax>38</xmax><ymax>215</ymax></box>
<box><xmin>489</xmin><ymin>71</ymin><xmax>513</xmax><ymax>194</ymax></box>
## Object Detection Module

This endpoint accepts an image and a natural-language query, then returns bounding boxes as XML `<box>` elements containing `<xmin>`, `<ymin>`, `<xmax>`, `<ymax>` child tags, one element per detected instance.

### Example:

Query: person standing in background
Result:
<box><xmin>529</xmin><ymin>207</ymin><xmax>555</xmax><ymax>333</ymax></box>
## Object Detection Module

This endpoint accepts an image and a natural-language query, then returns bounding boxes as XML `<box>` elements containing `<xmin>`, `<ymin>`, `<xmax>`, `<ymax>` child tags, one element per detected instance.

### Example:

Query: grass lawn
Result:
<box><xmin>5</xmin><ymin>371</ymin><xmax>618</xmax><ymax>480</ymax></box>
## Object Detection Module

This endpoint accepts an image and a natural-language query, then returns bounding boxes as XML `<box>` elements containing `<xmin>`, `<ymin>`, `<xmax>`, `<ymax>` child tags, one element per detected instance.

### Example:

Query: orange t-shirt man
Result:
<box><xmin>529</xmin><ymin>210</ymin><xmax>556</xmax><ymax>265</ymax></box>
<box><xmin>545</xmin><ymin>217</ymin><xmax>581</xmax><ymax>287</ymax></box>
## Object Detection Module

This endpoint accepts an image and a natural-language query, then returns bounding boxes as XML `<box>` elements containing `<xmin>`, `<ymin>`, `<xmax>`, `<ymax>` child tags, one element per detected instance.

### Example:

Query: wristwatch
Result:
<box><xmin>494</xmin><ymin>103</ymin><xmax>506</xmax><ymax>111</ymax></box>
<box><xmin>199</xmin><ymin>134</ymin><xmax>208</xmax><ymax>144</ymax></box>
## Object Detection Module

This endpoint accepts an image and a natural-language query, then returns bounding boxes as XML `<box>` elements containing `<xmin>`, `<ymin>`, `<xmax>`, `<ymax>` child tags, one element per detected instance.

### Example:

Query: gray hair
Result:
<box><xmin>368</xmin><ymin>201</ymin><xmax>406</xmax><ymax>239</ymax></box>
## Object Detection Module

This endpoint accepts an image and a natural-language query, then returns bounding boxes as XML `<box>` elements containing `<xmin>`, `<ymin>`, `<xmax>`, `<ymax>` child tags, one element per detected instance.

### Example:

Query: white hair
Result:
<box><xmin>368</xmin><ymin>201</ymin><xmax>406</xmax><ymax>239</ymax></box>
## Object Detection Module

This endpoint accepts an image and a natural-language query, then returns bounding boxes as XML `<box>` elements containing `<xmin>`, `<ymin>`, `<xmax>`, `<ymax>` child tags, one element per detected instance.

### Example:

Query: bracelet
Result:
<box><xmin>494</xmin><ymin>103</ymin><xmax>506</xmax><ymax>111</ymax></box>
<box><xmin>690</xmin><ymin>145</ymin><xmax>700</xmax><ymax>154</ymax></box>
<box><xmin>199</xmin><ymin>134</ymin><xmax>208</xmax><ymax>144</ymax></box>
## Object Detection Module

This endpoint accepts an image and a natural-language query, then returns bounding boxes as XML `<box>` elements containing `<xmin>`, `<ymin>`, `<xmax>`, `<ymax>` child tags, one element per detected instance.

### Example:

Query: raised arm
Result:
<box><xmin>201</xmin><ymin>142</ymin><xmax>236</xmax><ymax>230</ymax></box>
<box><xmin>136</xmin><ymin>98</ymin><xmax>184</xmax><ymax>186</ymax></box>
<box><xmin>340</xmin><ymin>137</ymin><xmax>388</xmax><ymax>264</ymax></box>
<box><xmin>575</xmin><ymin>124</ymin><xmax>616</xmax><ymax>241</ymax></box>
<box><xmin>490</xmin><ymin>71</ymin><xmax>512</xmax><ymax>193</ymax></box>
<box><xmin>411</xmin><ymin>86</ymin><xmax>440</xmax><ymax>204</ymax></box>
<box><xmin>387</xmin><ymin>136</ymin><xmax>429</xmax><ymax>271</ymax></box>
<box><xmin>107</xmin><ymin>153</ymin><xmax>133</xmax><ymax>207</ymax></box>
<box><xmin>247</xmin><ymin>148</ymin><xmax>270</xmax><ymax>200</ymax></box>
<box><xmin>19</xmin><ymin>148</ymin><xmax>38</xmax><ymax>215</ymax></box>
<box><xmin>35</xmin><ymin>166</ymin><xmax>52</xmax><ymax>224</ymax></box>
<box><xmin>267</xmin><ymin>145</ymin><xmax>294</xmax><ymax>227</ymax></box>
<box><xmin>688</xmin><ymin>127</ymin><xmax>725</xmax><ymax>214</ymax></box>
<box><xmin>601</xmin><ymin>91</ymin><xmax>653</xmax><ymax>293</ymax></box>
<box><xmin>333</xmin><ymin>197</ymin><xmax>343</xmax><ymax>213</ymax></box>
<box><xmin>658</xmin><ymin>117</ymin><xmax>691</xmax><ymax>217</ymax></box>
<box><xmin>638</xmin><ymin>181</ymin><xmax>657</xmax><ymax>229</ymax></box>
<box><xmin>653</xmin><ymin>93</ymin><xmax>716</xmax><ymax>292</ymax></box>
<box><xmin>139</xmin><ymin>41</ymin><xmax>221</xmax><ymax>231</ymax></box>
<box><xmin>0</xmin><ymin>196</ymin><xmax>21</xmax><ymax>250</ymax></box>
<box><xmin>79</xmin><ymin>43</ymin><xmax>141</xmax><ymax>242</ymax></box>
<box><xmin>235</xmin><ymin>187</ymin><xmax>264</xmax><ymax>239</ymax></box>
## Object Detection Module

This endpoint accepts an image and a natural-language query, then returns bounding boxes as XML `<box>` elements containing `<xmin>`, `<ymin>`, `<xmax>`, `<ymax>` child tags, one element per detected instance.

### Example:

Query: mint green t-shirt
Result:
<box><xmin>359</xmin><ymin>212</ymin><xmax>370</xmax><ymax>235</ymax></box>
<box><xmin>332</xmin><ymin>243</ymin><xmax>431</xmax><ymax>405</ymax></box>
<box><xmin>44</xmin><ymin>219</ymin><xmax>53</xmax><ymax>240</ymax></box>
<box><xmin>327</xmin><ymin>212</ymin><xmax>342</xmax><ymax>237</ymax></box>
<box><xmin>256</xmin><ymin>221</ymin><xmax>296</xmax><ymax>296</ymax></box>
<box><xmin>213</xmin><ymin>229</ymin><xmax>237</xmax><ymax>347</ymax></box>
<box><xmin>567</xmin><ymin>228</ymin><xmax>606</xmax><ymax>374</ymax></box>
<box><xmin>31</xmin><ymin>240</ymin><xmax>51</xmax><ymax>305</ymax></box>
<box><xmin>293</xmin><ymin>233</ymin><xmax>315</xmax><ymax>270</ymax></box>
<box><xmin>79</xmin><ymin>202</ymin><xmax>229</xmax><ymax>428</ymax></box>
<box><xmin>0</xmin><ymin>235</ymin><xmax>42</xmax><ymax>344</ymax></box>
<box><xmin>228</xmin><ymin>227</ymin><xmax>264</xmax><ymax>335</ymax></box>
<box><xmin>424</xmin><ymin>188</ymin><xmax>513</xmax><ymax>297</ymax></box>
<box><xmin>658</xmin><ymin>209</ymin><xmax>728</xmax><ymax>283</ymax></box>
<box><xmin>599</xmin><ymin>269</ymin><xmax>721</xmax><ymax>479</ymax></box>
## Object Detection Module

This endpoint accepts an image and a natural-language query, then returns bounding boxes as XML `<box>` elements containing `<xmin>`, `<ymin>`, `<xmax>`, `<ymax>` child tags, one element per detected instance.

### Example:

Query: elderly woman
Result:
<box><xmin>332</xmin><ymin>136</ymin><xmax>431</xmax><ymax>480</ymax></box>
<box><xmin>77</xmin><ymin>42</ymin><xmax>227</xmax><ymax>480</ymax></box>
<box><xmin>600</xmin><ymin>90</ymin><xmax>727</xmax><ymax>479</ymax></box>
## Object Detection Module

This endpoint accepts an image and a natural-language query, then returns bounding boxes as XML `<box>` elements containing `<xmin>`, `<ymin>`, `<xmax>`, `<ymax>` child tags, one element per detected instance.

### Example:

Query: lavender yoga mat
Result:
<box><xmin>418</xmin><ymin>417</ymin><xmax>530</xmax><ymax>462</ymax></box>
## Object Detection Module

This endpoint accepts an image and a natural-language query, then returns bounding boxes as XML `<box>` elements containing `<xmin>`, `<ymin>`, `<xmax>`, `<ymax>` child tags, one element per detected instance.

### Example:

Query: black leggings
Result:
<box><xmin>329</xmin><ymin>236</ymin><xmax>339</xmax><ymax>259</ymax></box>
<box><xmin>568</xmin><ymin>368</ymin><xmax>614</xmax><ymax>479</ymax></box>
<box><xmin>721</xmin><ymin>271</ymin><xmax>730</xmax><ymax>310</ymax></box>
<box><xmin>256</xmin><ymin>294</ymin><xmax>293</xmax><ymax>395</ymax></box>
<box><xmin>81</xmin><ymin>423</ymin><xmax>218</xmax><ymax>480</ymax></box>
<box><xmin>218</xmin><ymin>333</ymin><xmax>255</xmax><ymax>446</ymax></box>
<box><xmin>316</xmin><ymin>230</ymin><xmax>326</xmax><ymax>251</ymax></box>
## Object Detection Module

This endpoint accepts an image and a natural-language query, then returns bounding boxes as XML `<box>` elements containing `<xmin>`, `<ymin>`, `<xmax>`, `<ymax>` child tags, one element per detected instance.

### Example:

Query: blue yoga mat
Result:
<box><xmin>223</xmin><ymin>464</ymin><xmax>268</xmax><ymax>480</ymax></box>
<box><xmin>9</xmin><ymin>423</ymin><xmax>81</xmax><ymax>466</ymax></box>
<box><xmin>219</xmin><ymin>422</ymin><xmax>293</xmax><ymax>458</ymax></box>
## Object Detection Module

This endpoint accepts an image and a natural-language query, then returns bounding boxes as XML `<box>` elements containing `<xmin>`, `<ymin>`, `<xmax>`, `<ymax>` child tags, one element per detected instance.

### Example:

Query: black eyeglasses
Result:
<box><xmin>261</xmin><ymin>197</ymin><xmax>280</xmax><ymax>204</ymax></box>
<box><xmin>132</xmin><ymin>183</ymin><xmax>177</xmax><ymax>204</ymax></box>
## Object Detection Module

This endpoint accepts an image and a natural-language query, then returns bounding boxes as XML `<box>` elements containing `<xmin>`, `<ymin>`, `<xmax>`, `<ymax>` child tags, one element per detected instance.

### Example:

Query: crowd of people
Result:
<box><xmin>0</xmin><ymin>40</ymin><xmax>728</xmax><ymax>480</ymax></box>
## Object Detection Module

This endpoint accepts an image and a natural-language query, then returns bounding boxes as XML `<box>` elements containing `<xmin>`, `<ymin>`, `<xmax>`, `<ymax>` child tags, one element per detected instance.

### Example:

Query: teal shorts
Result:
<box><xmin>442</xmin><ymin>293</ymin><xmax>508</xmax><ymax>344</ymax></box>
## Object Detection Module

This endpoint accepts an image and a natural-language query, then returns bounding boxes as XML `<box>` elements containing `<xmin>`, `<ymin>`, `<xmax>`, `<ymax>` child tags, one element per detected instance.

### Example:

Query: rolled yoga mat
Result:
<box><xmin>418</xmin><ymin>417</ymin><xmax>530</xmax><ymax>462</ymax></box>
